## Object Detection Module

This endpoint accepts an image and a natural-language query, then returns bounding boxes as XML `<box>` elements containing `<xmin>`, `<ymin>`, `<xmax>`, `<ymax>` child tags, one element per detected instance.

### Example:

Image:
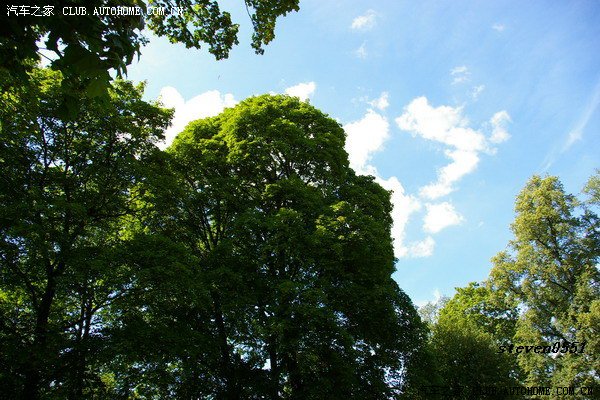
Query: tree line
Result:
<box><xmin>1</xmin><ymin>69</ymin><xmax>427</xmax><ymax>399</ymax></box>
<box><xmin>1</xmin><ymin>3</ymin><xmax>598</xmax><ymax>398</ymax></box>
<box><xmin>416</xmin><ymin>172</ymin><xmax>599</xmax><ymax>399</ymax></box>
<box><xmin>2</xmin><ymin>66</ymin><xmax>598</xmax><ymax>399</ymax></box>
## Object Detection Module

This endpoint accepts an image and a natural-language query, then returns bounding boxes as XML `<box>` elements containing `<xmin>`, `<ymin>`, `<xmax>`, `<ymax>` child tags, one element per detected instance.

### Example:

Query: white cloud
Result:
<box><xmin>351</xmin><ymin>10</ymin><xmax>377</xmax><ymax>30</ymax></box>
<box><xmin>407</xmin><ymin>236</ymin><xmax>435</xmax><ymax>258</ymax></box>
<box><xmin>489</xmin><ymin>110</ymin><xmax>511</xmax><ymax>144</ymax></box>
<box><xmin>285</xmin><ymin>81</ymin><xmax>316</xmax><ymax>101</ymax></box>
<box><xmin>451</xmin><ymin>65</ymin><xmax>470</xmax><ymax>85</ymax></box>
<box><xmin>158</xmin><ymin>87</ymin><xmax>237</xmax><ymax>149</ymax></box>
<box><xmin>355</xmin><ymin>42</ymin><xmax>368</xmax><ymax>59</ymax></box>
<box><xmin>423</xmin><ymin>202</ymin><xmax>463</xmax><ymax>233</ymax></box>
<box><xmin>395</xmin><ymin>97</ymin><xmax>486</xmax><ymax>152</ymax></box>
<box><xmin>345</xmin><ymin>94</ymin><xmax>509</xmax><ymax>257</ymax></box>
<box><xmin>492</xmin><ymin>23</ymin><xmax>505</xmax><ymax>32</ymax></box>
<box><xmin>454</xmin><ymin>77</ymin><xmax>470</xmax><ymax>85</ymax></box>
<box><xmin>344</xmin><ymin>111</ymin><xmax>421</xmax><ymax>258</ymax></box>
<box><xmin>344</xmin><ymin>109</ymin><xmax>390</xmax><ymax>175</ymax></box>
<box><xmin>342</xmin><ymin>96</ymin><xmax>510</xmax><ymax>258</ymax></box>
<box><xmin>419</xmin><ymin>149</ymin><xmax>480</xmax><ymax>198</ymax></box>
<box><xmin>378</xmin><ymin>176</ymin><xmax>422</xmax><ymax>258</ymax></box>
<box><xmin>38</xmin><ymin>51</ymin><xmax>54</xmax><ymax>68</ymax></box>
<box><xmin>396</xmin><ymin>96</ymin><xmax>508</xmax><ymax>200</ymax></box>
<box><xmin>369</xmin><ymin>92</ymin><xmax>389</xmax><ymax>110</ymax></box>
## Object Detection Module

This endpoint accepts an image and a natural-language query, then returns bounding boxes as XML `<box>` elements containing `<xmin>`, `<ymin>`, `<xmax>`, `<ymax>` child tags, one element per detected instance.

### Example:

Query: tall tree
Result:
<box><xmin>489</xmin><ymin>174</ymin><xmax>600</xmax><ymax>388</ymax></box>
<box><xmin>127</xmin><ymin>95</ymin><xmax>426</xmax><ymax>399</ymax></box>
<box><xmin>0</xmin><ymin>68</ymin><xmax>172</xmax><ymax>398</ymax></box>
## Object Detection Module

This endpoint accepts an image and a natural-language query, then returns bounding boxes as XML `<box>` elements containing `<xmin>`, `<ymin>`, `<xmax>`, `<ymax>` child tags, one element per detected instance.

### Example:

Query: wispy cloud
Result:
<box><xmin>407</xmin><ymin>236</ymin><xmax>435</xmax><ymax>258</ymax></box>
<box><xmin>355</xmin><ymin>42</ymin><xmax>368</xmax><ymax>59</ymax></box>
<box><xmin>471</xmin><ymin>85</ymin><xmax>485</xmax><ymax>100</ymax></box>
<box><xmin>543</xmin><ymin>76</ymin><xmax>600</xmax><ymax>170</ymax></box>
<box><xmin>451</xmin><ymin>65</ymin><xmax>470</xmax><ymax>85</ymax></box>
<box><xmin>369</xmin><ymin>92</ymin><xmax>390</xmax><ymax>110</ymax></box>
<box><xmin>351</xmin><ymin>10</ymin><xmax>377</xmax><ymax>31</ymax></box>
<box><xmin>451</xmin><ymin>66</ymin><xmax>468</xmax><ymax>75</ymax></box>
<box><xmin>489</xmin><ymin>111</ymin><xmax>511</xmax><ymax>144</ymax></box>
<box><xmin>563</xmin><ymin>77</ymin><xmax>600</xmax><ymax>150</ymax></box>
<box><xmin>285</xmin><ymin>81</ymin><xmax>316</xmax><ymax>101</ymax></box>
<box><xmin>492</xmin><ymin>23</ymin><xmax>505</xmax><ymax>32</ymax></box>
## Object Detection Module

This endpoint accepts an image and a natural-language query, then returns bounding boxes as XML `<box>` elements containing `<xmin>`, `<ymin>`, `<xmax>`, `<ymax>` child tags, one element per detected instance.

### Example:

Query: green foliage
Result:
<box><xmin>441</xmin><ymin>282</ymin><xmax>519</xmax><ymax>344</ymax></box>
<box><xmin>0</xmin><ymin>0</ymin><xmax>299</xmax><ymax>105</ymax></box>
<box><xmin>1</xmin><ymin>86</ymin><xmax>425</xmax><ymax>398</ymax></box>
<box><xmin>417</xmin><ymin>285</ymin><xmax>522</xmax><ymax>399</ymax></box>
<box><xmin>582</xmin><ymin>169</ymin><xmax>600</xmax><ymax>205</ymax></box>
<box><xmin>418</xmin><ymin>173</ymin><xmax>600</xmax><ymax>397</ymax></box>
<box><xmin>429</xmin><ymin>315</ymin><xmax>520</xmax><ymax>399</ymax></box>
<box><xmin>12</xmin><ymin>65</ymin><xmax>598</xmax><ymax>399</ymax></box>
<box><xmin>0</xmin><ymin>68</ymin><xmax>172</xmax><ymax>398</ymax></box>
<box><xmin>133</xmin><ymin>94</ymin><xmax>425</xmax><ymax>399</ymax></box>
<box><xmin>488</xmin><ymin>174</ymin><xmax>600</xmax><ymax>388</ymax></box>
<box><xmin>148</xmin><ymin>0</ymin><xmax>299</xmax><ymax>57</ymax></box>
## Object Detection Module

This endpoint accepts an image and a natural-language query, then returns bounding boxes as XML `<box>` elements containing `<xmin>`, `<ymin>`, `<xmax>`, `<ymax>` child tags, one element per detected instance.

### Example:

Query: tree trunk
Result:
<box><xmin>22</xmin><ymin>273</ymin><xmax>56</xmax><ymax>400</ymax></box>
<box><xmin>269</xmin><ymin>334</ymin><xmax>279</xmax><ymax>400</ymax></box>
<box><xmin>211</xmin><ymin>289</ymin><xmax>240</xmax><ymax>400</ymax></box>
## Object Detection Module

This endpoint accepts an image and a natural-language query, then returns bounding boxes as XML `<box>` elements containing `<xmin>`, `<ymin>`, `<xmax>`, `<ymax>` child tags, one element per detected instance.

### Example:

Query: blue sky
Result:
<box><xmin>125</xmin><ymin>0</ymin><xmax>600</xmax><ymax>305</ymax></box>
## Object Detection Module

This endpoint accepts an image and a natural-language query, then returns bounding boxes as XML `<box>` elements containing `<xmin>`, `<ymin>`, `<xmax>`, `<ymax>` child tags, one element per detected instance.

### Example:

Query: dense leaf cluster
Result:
<box><xmin>0</xmin><ymin>0</ymin><xmax>299</xmax><ymax>112</ymax></box>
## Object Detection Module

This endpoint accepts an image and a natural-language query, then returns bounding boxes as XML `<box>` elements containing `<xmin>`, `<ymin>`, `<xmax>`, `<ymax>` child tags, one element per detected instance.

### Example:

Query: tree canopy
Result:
<box><xmin>135</xmin><ymin>94</ymin><xmax>426</xmax><ymax>398</ymax></box>
<box><xmin>0</xmin><ymin>0</ymin><xmax>300</xmax><ymax>105</ymax></box>
<box><xmin>489</xmin><ymin>174</ymin><xmax>600</xmax><ymax>388</ymax></box>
